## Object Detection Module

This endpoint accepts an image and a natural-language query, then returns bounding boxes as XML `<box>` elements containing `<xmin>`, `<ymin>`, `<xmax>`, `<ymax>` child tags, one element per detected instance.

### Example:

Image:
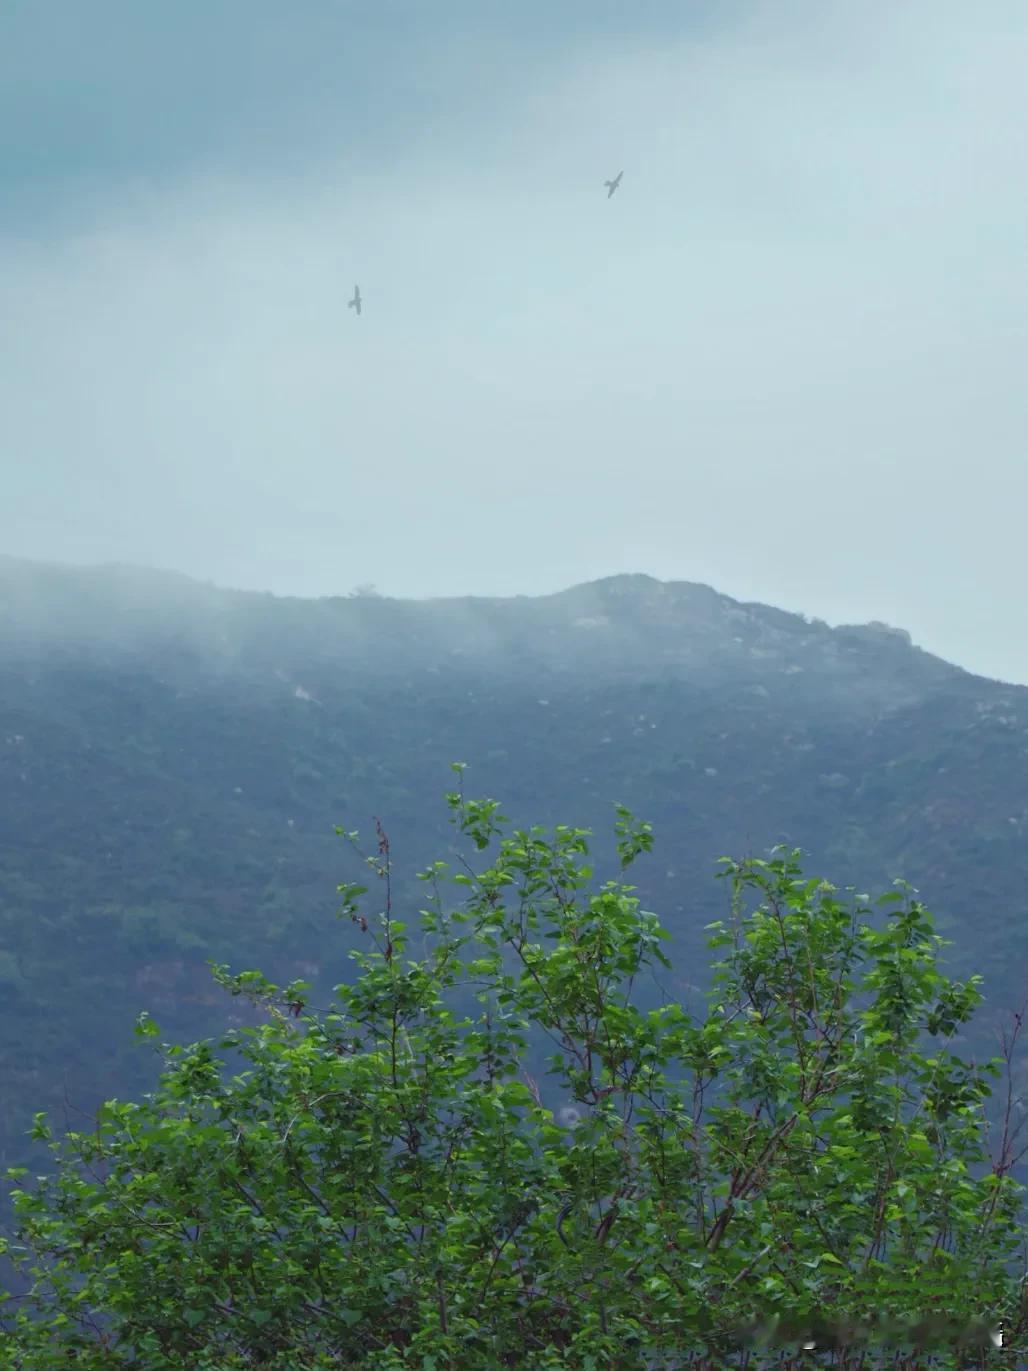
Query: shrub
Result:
<box><xmin>2</xmin><ymin>774</ymin><xmax>1024</xmax><ymax>1366</ymax></box>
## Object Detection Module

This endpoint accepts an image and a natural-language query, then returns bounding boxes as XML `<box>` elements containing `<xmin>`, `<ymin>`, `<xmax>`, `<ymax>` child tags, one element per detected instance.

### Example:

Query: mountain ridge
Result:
<box><xmin>1</xmin><ymin>552</ymin><xmax>1026</xmax><ymax>1179</ymax></box>
<box><xmin>0</xmin><ymin>554</ymin><xmax>971</xmax><ymax>694</ymax></box>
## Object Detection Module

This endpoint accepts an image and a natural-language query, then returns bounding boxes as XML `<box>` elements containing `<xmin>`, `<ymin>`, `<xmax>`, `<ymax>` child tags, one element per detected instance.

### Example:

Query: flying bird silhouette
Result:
<box><xmin>604</xmin><ymin>171</ymin><xmax>623</xmax><ymax>199</ymax></box>
<box><xmin>348</xmin><ymin>285</ymin><xmax>361</xmax><ymax>316</ymax></box>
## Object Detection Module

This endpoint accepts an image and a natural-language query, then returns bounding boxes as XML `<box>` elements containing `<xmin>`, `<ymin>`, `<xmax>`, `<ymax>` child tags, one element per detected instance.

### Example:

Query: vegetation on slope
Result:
<box><xmin>3</xmin><ymin>559</ymin><xmax>1028</xmax><ymax>1186</ymax></box>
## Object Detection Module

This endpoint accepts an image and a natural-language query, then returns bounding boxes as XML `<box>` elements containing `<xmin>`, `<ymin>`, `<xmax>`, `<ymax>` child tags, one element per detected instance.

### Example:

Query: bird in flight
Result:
<box><xmin>348</xmin><ymin>285</ymin><xmax>362</xmax><ymax>316</ymax></box>
<box><xmin>604</xmin><ymin>171</ymin><xmax>623</xmax><ymax>199</ymax></box>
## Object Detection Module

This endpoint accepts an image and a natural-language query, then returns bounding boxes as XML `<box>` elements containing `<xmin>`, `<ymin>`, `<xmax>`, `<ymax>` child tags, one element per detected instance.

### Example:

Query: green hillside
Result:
<box><xmin>2</xmin><ymin>556</ymin><xmax>1027</xmax><ymax>1177</ymax></box>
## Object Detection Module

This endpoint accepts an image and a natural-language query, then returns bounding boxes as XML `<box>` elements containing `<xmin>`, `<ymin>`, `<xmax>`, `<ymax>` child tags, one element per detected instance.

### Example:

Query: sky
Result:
<box><xmin>3</xmin><ymin>0</ymin><xmax>1028</xmax><ymax>683</ymax></box>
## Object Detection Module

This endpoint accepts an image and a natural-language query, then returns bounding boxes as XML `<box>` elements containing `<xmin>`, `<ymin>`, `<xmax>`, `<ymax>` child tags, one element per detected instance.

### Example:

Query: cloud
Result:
<box><xmin>2</xmin><ymin>0</ymin><xmax>1028</xmax><ymax>682</ymax></box>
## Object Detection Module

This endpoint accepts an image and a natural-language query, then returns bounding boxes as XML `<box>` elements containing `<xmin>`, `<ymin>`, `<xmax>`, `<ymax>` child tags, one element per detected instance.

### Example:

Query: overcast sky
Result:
<box><xmin>3</xmin><ymin>1</ymin><xmax>1028</xmax><ymax>682</ymax></box>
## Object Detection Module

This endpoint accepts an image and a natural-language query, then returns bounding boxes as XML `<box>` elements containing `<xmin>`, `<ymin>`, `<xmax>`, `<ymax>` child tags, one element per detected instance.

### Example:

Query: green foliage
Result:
<box><xmin>1</xmin><ymin>791</ymin><xmax>1024</xmax><ymax>1367</ymax></box>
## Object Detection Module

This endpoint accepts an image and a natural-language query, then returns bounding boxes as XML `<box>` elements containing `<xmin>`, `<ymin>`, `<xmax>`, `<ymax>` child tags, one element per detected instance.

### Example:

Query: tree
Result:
<box><xmin>1</xmin><ymin>772</ymin><xmax>1025</xmax><ymax>1367</ymax></box>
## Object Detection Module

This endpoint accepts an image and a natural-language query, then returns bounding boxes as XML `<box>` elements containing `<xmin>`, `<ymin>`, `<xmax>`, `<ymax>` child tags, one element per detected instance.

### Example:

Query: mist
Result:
<box><xmin>2</xmin><ymin>1</ymin><xmax>1027</xmax><ymax>681</ymax></box>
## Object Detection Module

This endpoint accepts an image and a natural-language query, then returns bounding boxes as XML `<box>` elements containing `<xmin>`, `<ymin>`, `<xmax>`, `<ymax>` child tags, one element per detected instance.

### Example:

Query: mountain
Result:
<box><xmin>2</xmin><ymin>555</ymin><xmax>1027</xmax><ymax>1176</ymax></box>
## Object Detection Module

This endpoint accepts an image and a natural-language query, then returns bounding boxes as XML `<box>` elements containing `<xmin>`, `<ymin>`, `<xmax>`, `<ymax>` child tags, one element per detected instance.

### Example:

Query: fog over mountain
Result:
<box><xmin>3</xmin><ymin>555</ymin><xmax>1028</xmax><ymax>1181</ymax></box>
<box><xmin>4</xmin><ymin>1</ymin><xmax>1028</xmax><ymax>681</ymax></box>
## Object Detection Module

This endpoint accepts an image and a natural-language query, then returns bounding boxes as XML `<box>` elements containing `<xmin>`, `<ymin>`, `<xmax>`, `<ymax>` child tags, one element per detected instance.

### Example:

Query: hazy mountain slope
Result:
<box><xmin>1</xmin><ymin>556</ymin><xmax>1025</xmax><ymax>1176</ymax></box>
